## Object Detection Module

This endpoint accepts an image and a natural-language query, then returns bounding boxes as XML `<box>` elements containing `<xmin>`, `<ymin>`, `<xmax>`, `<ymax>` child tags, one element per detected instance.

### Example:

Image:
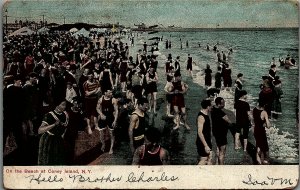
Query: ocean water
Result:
<box><xmin>136</xmin><ymin>29</ymin><xmax>299</xmax><ymax>162</ymax></box>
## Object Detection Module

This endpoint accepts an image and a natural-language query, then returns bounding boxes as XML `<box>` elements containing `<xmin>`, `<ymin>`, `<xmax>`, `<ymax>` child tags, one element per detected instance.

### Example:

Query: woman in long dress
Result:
<box><xmin>38</xmin><ymin>100</ymin><xmax>69</xmax><ymax>165</ymax></box>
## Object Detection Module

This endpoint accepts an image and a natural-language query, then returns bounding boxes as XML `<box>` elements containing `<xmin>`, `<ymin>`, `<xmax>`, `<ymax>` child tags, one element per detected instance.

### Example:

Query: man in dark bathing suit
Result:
<box><xmin>186</xmin><ymin>54</ymin><xmax>194</xmax><ymax>77</ymax></box>
<box><xmin>129</xmin><ymin>97</ymin><xmax>149</xmax><ymax>154</ymax></box>
<box><xmin>211</xmin><ymin>97</ymin><xmax>234</xmax><ymax>164</ymax></box>
<box><xmin>196</xmin><ymin>99</ymin><xmax>213</xmax><ymax>165</ymax></box>
<box><xmin>96</xmin><ymin>89</ymin><xmax>119</xmax><ymax>154</ymax></box>
<box><xmin>234</xmin><ymin>90</ymin><xmax>253</xmax><ymax>151</ymax></box>
<box><xmin>172</xmin><ymin>73</ymin><xmax>190</xmax><ymax>130</ymax></box>
<box><xmin>132</xmin><ymin>127</ymin><xmax>170</xmax><ymax>165</ymax></box>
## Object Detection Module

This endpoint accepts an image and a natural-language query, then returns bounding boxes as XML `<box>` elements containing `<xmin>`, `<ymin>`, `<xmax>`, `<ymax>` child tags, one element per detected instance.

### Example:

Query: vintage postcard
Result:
<box><xmin>2</xmin><ymin>0</ymin><xmax>299</xmax><ymax>189</ymax></box>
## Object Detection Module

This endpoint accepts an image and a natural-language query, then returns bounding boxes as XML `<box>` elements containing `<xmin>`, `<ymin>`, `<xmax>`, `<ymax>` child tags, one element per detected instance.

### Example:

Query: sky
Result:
<box><xmin>2</xmin><ymin>0</ymin><xmax>299</xmax><ymax>28</ymax></box>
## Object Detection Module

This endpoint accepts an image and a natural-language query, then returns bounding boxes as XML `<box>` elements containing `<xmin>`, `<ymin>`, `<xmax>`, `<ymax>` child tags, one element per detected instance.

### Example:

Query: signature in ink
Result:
<box><xmin>242</xmin><ymin>174</ymin><xmax>294</xmax><ymax>186</ymax></box>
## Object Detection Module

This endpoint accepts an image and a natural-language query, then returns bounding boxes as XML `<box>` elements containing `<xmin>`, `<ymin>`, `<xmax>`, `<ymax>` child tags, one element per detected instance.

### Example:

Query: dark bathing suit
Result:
<box><xmin>172</xmin><ymin>80</ymin><xmax>185</xmax><ymax>108</ymax></box>
<box><xmin>196</xmin><ymin>111</ymin><xmax>212</xmax><ymax>157</ymax></box>
<box><xmin>253</xmin><ymin>107</ymin><xmax>269</xmax><ymax>152</ymax></box>
<box><xmin>132</xmin><ymin>112</ymin><xmax>146</xmax><ymax>148</ymax></box>
<box><xmin>211</xmin><ymin>106</ymin><xmax>228</xmax><ymax>147</ymax></box>
<box><xmin>187</xmin><ymin>57</ymin><xmax>192</xmax><ymax>70</ymax></box>
<box><xmin>139</xmin><ymin>145</ymin><xmax>163</xmax><ymax>165</ymax></box>
<box><xmin>98</xmin><ymin>97</ymin><xmax>114</xmax><ymax>130</ymax></box>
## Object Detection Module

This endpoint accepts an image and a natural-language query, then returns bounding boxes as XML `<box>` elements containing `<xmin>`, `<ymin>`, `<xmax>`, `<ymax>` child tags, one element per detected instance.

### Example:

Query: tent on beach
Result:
<box><xmin>37</xmin><ymin>27</ymin><xmax>50</xmax><ymax>34</ymax></box>
<box><xmin>121</xmin><ymin>28</ymin><xmax>131</xmax><ymax>34</ymax></box>
<box><xmin>97</xmin><ymin>28</ymin><xmax>108</xmax><ymax>33</ymax></box>
<box><xmin>50</xmin><ymin>23</ymin><xmax>99</xmax><ymax>32</ymax></box>
<box><xmin>9</xmin><ymin>27</ymin><xmax>35</xmax><ymax>37</ymax></box>
<box><xmin>90</xmin><ymin>28</ymin><xmax>107</xmax><ymax>33</ymax></box>
<box><xmin>122</xmin><ymin>28</ymin><xmax>131</xmax><ymax>33</ymax></box>
<box><xmin>69</xmin><ymin>27</ymin><xmax>78</xmax><ymax>33</ymax></box>
<box><xmin>72</xmin><ymin>28</ymin><xmax>90</xmax><ymax>39</ymax></box>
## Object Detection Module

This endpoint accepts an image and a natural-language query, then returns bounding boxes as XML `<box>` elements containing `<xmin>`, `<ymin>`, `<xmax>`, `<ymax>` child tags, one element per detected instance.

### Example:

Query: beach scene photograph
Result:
<box><xmin>2</xmin><ymin>0</ymin><xmax>299</xmax><ymax>168</ymax></box>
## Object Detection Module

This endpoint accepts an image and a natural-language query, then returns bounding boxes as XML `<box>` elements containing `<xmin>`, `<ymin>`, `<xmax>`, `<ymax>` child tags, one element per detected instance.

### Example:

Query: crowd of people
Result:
<box><xmin>195</xmin><ymin>47</ymin><xmax>291</xmax><ymax>165</ymax></box>
<box><xmin>3</xmin><ymin>27</ymin><xmax>296</xmax><ymax>166</ymax></box>
<box><xmin>3</xmin><ymin>30</ymin><xmax>172</xmax><ymax>165</ymax></box>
